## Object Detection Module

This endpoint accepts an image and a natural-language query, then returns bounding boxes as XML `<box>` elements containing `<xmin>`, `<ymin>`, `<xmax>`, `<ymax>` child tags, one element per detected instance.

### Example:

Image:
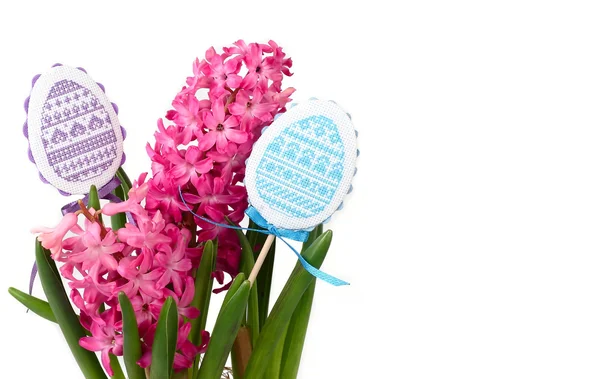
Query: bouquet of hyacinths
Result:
<box><xmin>9</xmin><ymin>40</ymin><xmax>356</xmax><ymax>379</ymax></box>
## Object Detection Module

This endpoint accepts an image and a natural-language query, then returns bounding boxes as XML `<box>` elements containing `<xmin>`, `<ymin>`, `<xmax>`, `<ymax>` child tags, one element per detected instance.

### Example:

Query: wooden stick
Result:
<box><xmin>249</xmin><ymin>234</ymin><xmax>275</xmax><ymax>285</ymax></box>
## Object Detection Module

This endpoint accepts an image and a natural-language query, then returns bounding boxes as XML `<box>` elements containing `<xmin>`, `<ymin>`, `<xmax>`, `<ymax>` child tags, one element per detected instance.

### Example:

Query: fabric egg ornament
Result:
<box><xmin>24</xmin><ymin>65</ymin><xmax>124</xmax><ymax>195</ymax></box>
<box><xmin>245</xmin><ymin>99</ymin><xmax>357</xmax><ymax>240</ymax></box>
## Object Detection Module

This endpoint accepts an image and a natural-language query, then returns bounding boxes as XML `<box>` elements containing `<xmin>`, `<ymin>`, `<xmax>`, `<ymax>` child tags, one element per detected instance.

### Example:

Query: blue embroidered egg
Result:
<box><xmin>245</xmin><ymin>99</ymin><xmax>357</xmax><ymax>231</ymax></box>
<box><xmin>25</xmin><ymin>65</ymin><xmax>124</xmax><ymax>195</ymax></box>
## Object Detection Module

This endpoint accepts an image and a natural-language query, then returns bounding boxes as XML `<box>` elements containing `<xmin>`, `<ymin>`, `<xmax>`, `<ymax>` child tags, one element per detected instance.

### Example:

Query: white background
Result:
<box><xmin>1</xmin><ymin>1</ymin><xmax>600</xmax><ymax>378</ymax></box>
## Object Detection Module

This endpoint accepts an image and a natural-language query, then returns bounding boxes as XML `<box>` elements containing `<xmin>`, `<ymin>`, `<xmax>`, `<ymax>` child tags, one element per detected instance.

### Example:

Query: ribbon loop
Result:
<box><xmin>246</xmin><ymin>206</ymin><xmax>309</xmax><ymax>242</ymax></box>
<box><xmin>61</xmin><ymin>176</ymin><xmax>123</xmax><ymax>215</ymax></box>
<box><xmin>178</xmin><ymin>186</ymin><xmax>349</xmax><ymax>286</ymax></box>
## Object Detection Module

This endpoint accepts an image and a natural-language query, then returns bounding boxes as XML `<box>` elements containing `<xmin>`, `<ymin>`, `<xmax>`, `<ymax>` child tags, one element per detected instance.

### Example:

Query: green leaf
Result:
<box><xmin>88</xmin><ymin>185</ymin><xmax>101</xmax><ymax>210</ymax></box>
<box><xmin>305</xmin><ymin>224</ymin><xmax>324</xmax><ymax>251</ymax></box>
<box><xmin>190</xmin><ymin>240</ymin><xmax>216</xmax><ymax>340</ymax></box>
<box><xmin>279</xmin><ymin>280</ymin><xmax>316</xmax><ymax>378</ymax></box>
<box><xmin>190</xmin><ymin>240</ymin><xmax>216</xmax><ymax>379</ymax></box>
<box><xmin>172</xmin><ymin>371</ymin><xmax>188</xmax><ymax>379</ymax></box>
<box><xmin>256</xmin><ymin>239</ymin><xmax>275</xmax><ymax>330</ymax></box>
<box><xmin>219</xmin><ymin>272</ymin><xmax>246</xmax><ymax>317</ymax></box>
<box><xmin>8</xmin><ymin>287</ymin><xmax>56</xmax><ymax>323</ymax></box>
<box><xmin>279</xmin><ymin>225</ymin><xmax>323</xmax><ymax>379</ymax></box>
<box><xmin>35</xmin><ymin>240</ymin><xmax>107</xmax><ymax>378</ymax></box>
<box><xmin>116</xmin><ymin>167</ymin><xmax>132</xmax><ymax>193</ymax></box>
<box><xmin>263</xmin><ymin>322</ymin><xmax>288</xmax><ymax>379</ymax></box>
<box><xmin>88</xmin><ymin>185</ymin><xmax>103</xmax><ymax>224</ymax></box>
<box><xmin>110</xmin><ymin>185</ymin><xmax>127</xmax><ymax>231</ymax></box>
<box><xmin>118</xmin><ymin>292</ymin><xmax>145</xmax><ymax>379</ymax></box>
<box><xmin>235</xmin><ymin>229</ymin><xmax>255</xmax><ymax>278</ymax></box>
<box><xmin>109</xmin><ymin>354</ymin><xmax>126</xmax><ymax>379</ymax></box>
<box><xmin>196</xmin><ymin>275</ymin><xmax>251</xmax><ymax>379</ymax></box>
<box><xmin>244</xmin><ymin>231</ymin><xmax>333</xmax><ymax>379</ymax></box>
<box><xmin>234</xmin><ymin>229</ymin><xmax>260</xmax><ymax>346</ymax></box>
<box><xmin>150</xmin><ymin>297</ymin><xmax>178</xmax><ymax>379</ymax></box>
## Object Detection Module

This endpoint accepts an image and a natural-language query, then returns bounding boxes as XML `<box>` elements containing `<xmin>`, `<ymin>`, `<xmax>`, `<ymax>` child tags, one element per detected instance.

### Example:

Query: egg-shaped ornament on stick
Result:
<box><xmin>244</xmin><ymin>98</ymin><xmax>358</xmax><ymax>286</ymax></box>
<box><xmin>23</xmin><ymin>64</ymin><xmax>129</xmax><ymax>294</ymax></box>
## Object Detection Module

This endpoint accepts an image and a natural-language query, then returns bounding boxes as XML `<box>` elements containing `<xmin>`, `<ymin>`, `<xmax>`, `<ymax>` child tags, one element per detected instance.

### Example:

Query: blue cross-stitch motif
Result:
<box><xmin>256</xmin><ymin>115</ymin><xmax>345</xmax><ymax>219</ymax></box>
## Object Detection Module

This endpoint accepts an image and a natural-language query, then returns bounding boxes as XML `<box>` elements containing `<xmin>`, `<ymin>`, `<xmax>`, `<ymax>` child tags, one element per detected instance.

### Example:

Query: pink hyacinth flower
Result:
<box><xmin>68</xmin><ymin>223</ymin><xmax>124</xmax><ymax>272</ymax></box>
<box><xmin>168</xmin><ymin>146</ymin><xmax>213</xmax><ymax>186</ymax></box>
<box><xmin>79</xmin><ymin>308</ymin><xmax>123</xmax><ymax>376</ymax></box>
<box><xmin>117</xmin><ymin>251</ymin><xmax>163</xmax><ymax>300</ymax></box>
<box><xmin>145</xmin><ymin>180</ymin><xmax>201</xmax><ymax>223</ymax></box>
<box><xmin>197</xmin><ymin>99</ymin><xmax>247</xmax><ymax>153</ymax></box>
<box><xmin>202</xmin><ymin>49</ymin><xmax>243</xmax><ymax>93</ymax></box>
<box><xmin>154</xmin><ymin>234</ymin><xmax>192</xmax><ymax>296</ymax></box>
<box><xmin>228</xmin><ymin>87</ymin><xmax>278</xmax><ymax>130</ymax></box>
<box><xmin>32</xmin><ymin>212</ymin><xmax>79</xmax><ymax>259</ymax></box>
<box><xmin>117</xmin><ymin>212</ymin><xmax>171</xmax><ymax>250</ymax></box>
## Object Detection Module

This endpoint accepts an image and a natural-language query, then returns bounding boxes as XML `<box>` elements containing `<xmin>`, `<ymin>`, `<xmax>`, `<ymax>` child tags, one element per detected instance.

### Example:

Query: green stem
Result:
<box><xmin>109</xmin><ymin>354</ymin><xmax>126</xmax><ymax>379</ymax></box>
<box><xmin>196</xmin><ymin>276</ymin><xmax>251</xmax><ymax>379</ymax></box>
<box><xmin>150</xmin><ymin>297</ymin><xmax>178</xmax><ymax>379</ymax></box>
<box><xmin>88</xmin><ymin>185</ymin><xmax>103</xmax><ymax>224</ymax></box>
<box><xmin>263</xmin><ymin>322</ymin><xmax>288</xmax><ymax>379</ymax></box>
<box><xmin>235</xmin><ymin>229</ymin><xmax>260</xmax><ymax>347</ymax></box>
<box><xmin>256</xmin><ymin>239</ymin><xmax>275</xmax><ymax>330</ymax></box>
<box><xmin>111</xmin><ymin>184</ymin><xmax>128</xmax><ymax>230</ymax></box>
<box><xmin>279</xmin><ymin>280</ymin><xmax>316</xmax><ymax>378</ymax></box>
<box><xmin>190</xmin><ymin>241</ymin><xmax>216</xmax><ymax>379</ymax></box>
<box><xmin>35</xmin><ymin>240</ymin><xmax>107</xmax><ymax>378</ymax></box>
<box><xmin>118</xmin><ymin>293</ymin><xmax>145</xmax><ymax>379</ymax></box>
<box><xmin>116</xmin><ymin>167</ymin><xmax>132</xmax><ymax>192</ymax></box>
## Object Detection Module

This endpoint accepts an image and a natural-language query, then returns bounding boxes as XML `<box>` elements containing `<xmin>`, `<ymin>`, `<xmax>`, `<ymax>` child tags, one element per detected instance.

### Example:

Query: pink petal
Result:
<box><xmin>194</xmin><ymin>158</ymin><xmax>213</xmax><ymax>174</ymax></box>
<box><xmin>180</xmin><ymin>277</ymin><xmax>196</xmax><ymax>305</ymax></box>
<box><xmin>224</xmin><ymin>129</ymin><xmax>248</xmax><ymax>144</ymax></box>
<box><xmin>240</xmin><ymin>72</ymin><xmax>258</xmax><ymax>90</ymax></box>
<box><xmin>137</xmin><ymin>351</ymin><xmax>152</xmax><ymax>368</ymax></box>
<box><xmin>101</xmin><ymin>349</ymin><xmax>114</xmax><ymax>377</ymax></box>
<box><xmin>215</xmin><ymin>133</ymin><xmax>229</xmax><ymax>152</ymax></box>
<box><xmin>181</xmin><ymin>306</ymin><xmax>200</xmax><ymax>320</ymax></box>
<box><xmin>186</xmin><ymin>146</ymin><xmax>201</xmax><ymax>162</ymax></box>
<box><xmin>202</xmin><ymin>110</ymin><xmax>218</xmax><ymax>129</ymax></box>
<box><xmin>100</xmin><ymin>255</ymin><xmax>119</xmax><ymax>271</ymax></box>
<box><xmin>197</xmin><ymin>131</ymin><xmax>217</xmax><ymax>151</ymax></box>
<box><xmin>173</xmin><ymin>259</ymin><xmax>192</xmax><ymax>272</ymax></box>
<box><xmin>79</xmin><ymin>337</ymin><xmax>106</xmax><ymax>352</ymax></box>
<box><xmin>226</xmin><ymin>75</ymin><xmax>243</xmax><ymax>88</ymax></box>
<box><xmin>228</xmin><ymin>102</ymin><xmax>245</xmax><ymax>116</ymax></box>
<box><xmin>213</xmin><ymin>99</ymin><xmax>226</xmax><ymax>122</ymax></box>
<box><xmin>224</xmin><ymin>57</ymin><xmax>241</xmax><ymax>73</ymax></box>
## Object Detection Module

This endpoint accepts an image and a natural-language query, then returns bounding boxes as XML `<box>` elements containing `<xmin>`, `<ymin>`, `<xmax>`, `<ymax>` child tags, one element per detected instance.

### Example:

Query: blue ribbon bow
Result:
<box><xmin>178</xmin><ymin>187</ymin><xmax>349</xmax><ymax>286</ymax></box>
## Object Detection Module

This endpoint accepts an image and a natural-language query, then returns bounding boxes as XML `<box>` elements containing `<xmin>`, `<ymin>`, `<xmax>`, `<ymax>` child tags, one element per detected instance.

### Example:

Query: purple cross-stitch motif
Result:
<box><xmin>24</xmin><ymin>64</ymin><xmax>128</xmax><ymax>197</ymax></box>
<box><xmin>40</xmin><ymin>79</ymin><xmax>119</xmax><ymax>183</ymax></box>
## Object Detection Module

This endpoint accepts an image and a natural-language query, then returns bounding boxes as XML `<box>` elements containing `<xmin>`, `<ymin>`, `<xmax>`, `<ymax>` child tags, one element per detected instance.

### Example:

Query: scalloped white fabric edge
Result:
<box><xmin>27</xmin><ymin>66</ymin><xmax>123</xmax><ymax>195</ymax></box>
<box><xmin>245</xmin><ymin>99</ymin><xmax>357</xmax><ymax>230</ymax></box>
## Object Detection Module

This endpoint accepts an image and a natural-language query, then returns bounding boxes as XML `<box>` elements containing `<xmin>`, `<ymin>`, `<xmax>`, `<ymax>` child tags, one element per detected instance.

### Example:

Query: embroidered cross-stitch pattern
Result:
<box><xmin>256</xmin><ymin>115</ymin><xmax>345</xmax><ymax>219</ymax></box>
<box><xmin>245</xmin><ymin>99</ymin><xmax>357</xmax><ymax>231</ymax></box>
<box><xmin>25</xmin><ymin>65</ymin><xmax>124</xmax><ymax>195</ymax></box>
<box><xmin>41</xmin><ymin>79</ymin><xmax>118</xmax><ymax>182</ymax></box>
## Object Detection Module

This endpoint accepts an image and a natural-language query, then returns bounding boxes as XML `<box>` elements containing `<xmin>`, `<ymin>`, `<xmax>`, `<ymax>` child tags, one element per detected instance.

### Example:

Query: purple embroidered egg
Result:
<box><xmin>25</xmin><ymin>65</ymin><xmax>124</xmax><ymax>195</ymax></box>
